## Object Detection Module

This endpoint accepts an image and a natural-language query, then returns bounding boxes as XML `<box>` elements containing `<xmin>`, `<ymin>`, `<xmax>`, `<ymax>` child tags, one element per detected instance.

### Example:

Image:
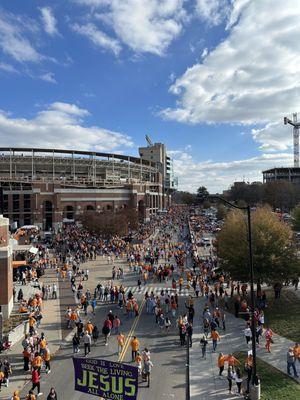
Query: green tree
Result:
<box><xmin>81</xmin><ymin>207</ymin><xmax>139</xmax><ymax>238</ymax></box>
<box><xmin>217</xmin><ymin>207</ymin><xmax>300</xmax><ymax>285</ymax></box>
<box><xmin>172</xmin><ymin>191</ymin><xmax>196</xmax><ymax>205</ymax></box>
<box><xmin>263</xmin><ymin>181</ymin><xmax>296</xmax><ymax>211</ymax></box>
<box><xmin>196</xmin><ymin>186</ymin><xmax>209</xmax><ymax>204</ymax></box>
<box><xmin>216</xmin><ymin>204</ymin><xmax>227</xmax><ymax>220</ymax></box>
<box><xmin>203</xmin><ymin>200</ymin><xmax>211</xmax><ymax>209</ymax></box>
<box><xmin>292</xmin><ymin>205</ymin><xmax>300</xmax><ymax>231</ymax></box>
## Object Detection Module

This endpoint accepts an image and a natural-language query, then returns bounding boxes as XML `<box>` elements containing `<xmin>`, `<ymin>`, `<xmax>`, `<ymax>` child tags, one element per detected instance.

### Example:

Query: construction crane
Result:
<box><xmin>284</xmin><ymin>113</ymin><xmax>300</xmax><ymax>167</ymax></box>
<box><xmin>145</xmin><ymin>134</ymin><xmax>153</xmax><ymax>147</ymax></box>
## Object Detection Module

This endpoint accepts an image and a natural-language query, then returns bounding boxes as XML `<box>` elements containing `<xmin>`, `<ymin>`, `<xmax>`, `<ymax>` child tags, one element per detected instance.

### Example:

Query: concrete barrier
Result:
<box><xmin>8</xmin><ymin>320</ymin><xmax>29</xmax><ymax>346</ymax></box>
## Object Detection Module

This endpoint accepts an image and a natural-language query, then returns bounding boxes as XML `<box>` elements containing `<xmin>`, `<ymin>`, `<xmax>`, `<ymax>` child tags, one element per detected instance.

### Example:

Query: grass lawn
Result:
<box><xmin>223</xmin><ymin>287</ymin><xmax>300</xmax><ymax>342</ymax></box>
<box><xmin>263</xmin><ymin>289</ymin><xmax>300</xmax><ymax>342</ymax></box>
<box><xmin>235</xmin><ymin>352</ymin><xmax>300</xmax><ymax>400</ymax></box>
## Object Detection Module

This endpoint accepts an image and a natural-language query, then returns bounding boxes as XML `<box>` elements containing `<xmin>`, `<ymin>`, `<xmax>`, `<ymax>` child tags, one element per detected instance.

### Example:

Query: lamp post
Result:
<box><xmin>210</xmin><ymin>196</ymin><xmax>260</xmax><ymax>398</ymax></box>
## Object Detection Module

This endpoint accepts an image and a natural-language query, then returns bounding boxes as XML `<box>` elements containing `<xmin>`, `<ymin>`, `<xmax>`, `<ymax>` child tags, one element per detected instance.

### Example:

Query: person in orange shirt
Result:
<box><xmin>117</xmin><ymin>333</ymin><xmax>125</xmax><ymax>356</ymax></box>
<box><xmin>227</xmin><ymin>353</ymin><xmax>240</xmax><ymax>367</ymax></box>
<box><xmin>131</xmin><ymin>336</ymin><xmax>139</xmax><ymax>362</ymax></box>
<box><xmin>211</xmin><ymin>330</ymin><xmax>220</xmax><ymax>352</ymax></box>
<box><xmin>86</xmin><ymin>321</ymin><xmax>94</xmax><ymax>335</ymax></box>
<box><xmin>39</xmin><ymin>336</ymin><xmax>47</xmax><ymax>355</ymax></box>
<box><xmin>11</xmin><ymin>390</ymin><xmax>20</xmax><ymax>400</ymax></box>
<box><xmin>43</xmin><ymin>347</ymin><xmax>51</xmax><ymax>374</ymax></box>
<box><xmin>29</xmin><ymin>315</ymin><xmax>36</xmax><ymax>335</ymax></box>
<box><xmin>217</xmin><ymin>353</ymin><xmax>227</xmax><ymax>376</ymax></box>
<box><xmin>70</xmin><ymin>310</ymin><xmax>78</xmax><ymax>327</ymax></box>
<box><xmin>25</xmin><ymin>390</ymin><xmax>36</xmax><ymax>400</ymax></box>
<box><xmin>32</xmin><ymin>352</ymin><xmax>43</xmax><ymax>374</ymax></box>
<box><xmin>0</xmin><ymin>370</ymin><xmax>5</xmax><ymax>391</ymax></box>
<box><xmin>293</xmin><ymin>342</ymin><xmax>300</xmax><ymax>362</ymax></box>
<box><xmin>19</xmin><ymin>304</ymin><xmax>28</xmax><ymax>313</ymax></box>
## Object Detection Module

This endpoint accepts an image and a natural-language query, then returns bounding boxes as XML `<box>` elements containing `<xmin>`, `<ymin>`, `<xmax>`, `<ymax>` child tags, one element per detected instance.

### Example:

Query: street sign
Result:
<box><xmin>73</xmin><ymin>357</ymin><xmax>139</xmax><ymax>400</ymax></box>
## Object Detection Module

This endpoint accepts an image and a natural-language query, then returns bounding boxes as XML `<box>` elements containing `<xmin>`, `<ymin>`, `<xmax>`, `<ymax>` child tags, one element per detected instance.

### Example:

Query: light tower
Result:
<box><xmin>284</xmin><ymin>113</ymin><xmax>300</xmax><ymax>167</ymax></box>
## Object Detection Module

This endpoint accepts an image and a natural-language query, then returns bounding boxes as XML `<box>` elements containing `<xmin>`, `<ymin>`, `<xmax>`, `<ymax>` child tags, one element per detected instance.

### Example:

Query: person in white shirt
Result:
<box><xmin>244</xmin><ymin>326</ymin><xmax>252</xmax><ymax>345</ymax></box>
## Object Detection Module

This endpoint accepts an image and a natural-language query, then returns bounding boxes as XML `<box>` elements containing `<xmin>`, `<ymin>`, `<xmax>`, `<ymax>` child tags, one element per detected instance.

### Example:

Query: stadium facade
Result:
<box><xmin>0</xmin><ymin>142</ymin><xmax>177</xmax><ymax>230</ymax></box>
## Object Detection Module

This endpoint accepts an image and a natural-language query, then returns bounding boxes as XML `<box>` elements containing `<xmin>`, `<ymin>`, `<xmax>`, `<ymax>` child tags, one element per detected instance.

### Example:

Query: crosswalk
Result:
<box><xmin>123</xmin><ymin>285</ymin><xmax>193</xmax><ymax>297</ymax></box>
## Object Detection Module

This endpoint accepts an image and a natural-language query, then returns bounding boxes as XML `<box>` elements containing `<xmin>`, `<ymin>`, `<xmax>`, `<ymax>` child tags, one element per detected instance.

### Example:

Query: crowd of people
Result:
<box><xmin>1</xmin><ymin>205</ymin><xmax>299</xmax><ymax>399</ymax></box>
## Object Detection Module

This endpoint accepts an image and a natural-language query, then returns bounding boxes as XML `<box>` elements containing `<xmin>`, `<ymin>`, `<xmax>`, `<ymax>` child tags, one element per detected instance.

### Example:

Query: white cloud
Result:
<box><xmin>73</xmin><ymin>0</ymin><xmax>187</xmax><ymax>56</ymax></box>
<box><xmin>170</xmin><ymin>149</ymin><xmax>293</xmax><ymax>193</ymax></box>
<box><xmin>40</xmin><ymin>72</ymin><xmax>57</xmax><ymax>84</ymax></box>
<box><xmin>72</xmin><ymin>23</ymin><xmax>122</xmax><ymax>55</ymax></box>
<box><xmin>0</xmin><ymin>102</ymin><xmax>133</xmax><ymax>152</ymax></box>
<box><xmin>195</xmin><ymin>0</ymin><xmax>231</xmax><ymax>26</ymax></box>
<box><xmin>40</xmin><ymin>7</ymin><xmax>59</xmax><ymax>36</ymax></box>
<box><xmin>251</xmin><ymin>121</ymin><xmax>293</xmax><ymax>152</ymax></box>
<box><xmin>201</xmin><ymin>47</ymin><xmax>208</xmax><ymax>58</ymax></box>
<box><xmin>0</xmin><ymin>10</ymin><xmax>42</xmax><ymax>62</ymax></box>
<box><xmin>162</xmin><ymin>0</ymin><xmax>300</xmax><ymax>128</ymax></box>
<box><xmin>0</xmin><ymin>62</ymin><xmax>18</xmax><ymax>74</ymax></box>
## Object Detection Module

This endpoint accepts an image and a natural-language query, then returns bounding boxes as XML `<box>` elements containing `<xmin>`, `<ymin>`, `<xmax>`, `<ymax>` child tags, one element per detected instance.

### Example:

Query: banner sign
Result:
<box><xmin>73</xmin><ymin>357</ymin><xmax>139</xmax><ymax>400</ymax></box>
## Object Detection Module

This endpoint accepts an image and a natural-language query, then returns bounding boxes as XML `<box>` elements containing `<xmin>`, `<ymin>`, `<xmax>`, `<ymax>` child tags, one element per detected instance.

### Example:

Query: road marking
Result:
<box><xmin>124</xmin><ymin>286</ymin><xmax>193</xmax><ymax>297</ymax></box>
<box><xmin>118</xmin><ymin>298</ymin><xmax>146</xmax><ymax>363</ymax></box>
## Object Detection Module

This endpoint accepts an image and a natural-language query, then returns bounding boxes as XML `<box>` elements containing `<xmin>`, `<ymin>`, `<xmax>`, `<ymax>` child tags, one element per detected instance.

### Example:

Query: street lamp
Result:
<box><xmin>210</xmin><ymin>196</ymin><xmax>260</xmax><ymax>399</ymax></box>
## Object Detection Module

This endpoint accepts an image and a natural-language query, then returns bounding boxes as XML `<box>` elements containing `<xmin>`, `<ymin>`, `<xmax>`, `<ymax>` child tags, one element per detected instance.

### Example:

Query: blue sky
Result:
<box><xmin>0</xmin><ymin>0</ymin><xmax>299</xmax><ymax>192</ymax></box>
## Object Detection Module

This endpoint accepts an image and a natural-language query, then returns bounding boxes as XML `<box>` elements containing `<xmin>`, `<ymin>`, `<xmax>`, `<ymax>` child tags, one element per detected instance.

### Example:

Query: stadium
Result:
<box><xmin>0</xmin><ymin>142</ymin><xmax>177</xmax><ymax>230</ymax></box>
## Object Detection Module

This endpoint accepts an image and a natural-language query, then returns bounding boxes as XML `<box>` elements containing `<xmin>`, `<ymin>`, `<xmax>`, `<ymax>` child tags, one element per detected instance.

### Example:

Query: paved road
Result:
<box><xmin>19</xmin><ymin>230</ymin><xmax>189</xmax><ymax>400</ymax></box>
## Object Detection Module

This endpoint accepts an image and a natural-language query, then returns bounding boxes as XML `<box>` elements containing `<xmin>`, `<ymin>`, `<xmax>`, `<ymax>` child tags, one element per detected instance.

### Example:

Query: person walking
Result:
<box><xmin>47</xmin><ymin>387</ymin><xmax>58</xmax><ymax>400</ymax></box>
<box><xmin>117</xmin><ymin>333</ymin><xmax>125</xmax><ymax>356</ymax></box>
<box><xmin>11</xmin><ymin>390</ymin><xmax>20</xmax><ymax>400</ymax></box>
<box><xmin>287</xmin><ymin>347</ymin><xmax>299</xmax><ymax>378</ymax></box>
<box><xmin>200</xmin><ymin>335</ymin><xmax>208</xmax><ymax>359</ymax></box>
<box><xmin>23</xmin><ymin>347</ymin><xmax>31</xmax><ymax>371</ymax></box>
<box><xmin>265</xmin><ymin>326</ymin><xmax>274</xmax><ymax>353</ymax></box>
<box><xmin>233</xmin><ymin>368</ymin><xmax>243</xmax><ymax>395</ymax></box>
<box><xmin>244</xmin><ymin>325</ymin><xmax>252</xmax><ymax>346</ymax></box>
<box><xmin>217</xmin><ymin>353</ymin><xmax>226</xmax><ymax>377</ymax></box>
<box><xmin>43</xmin><ymin>347</ymin><xmax>51</xmax><ymax>374</ymax></box>
<box><xmin>113</xmin><ymin>316</ymin><xmax>121</xmax><ymax>335</ymax></box>
<box><xmin>143</xmin><ymin>357</ymin><xmax>153</xmax><ymax>388</ymax></box>
<box><xmin>131</xmin><ymin>336</ymin><xmax>140</xmax><ymax>362</ymax></box>
<box><xmin>92</xmin><ymin>325</ymin><xmax>99</xmax><ymax>345</ymax></box>
<box><xmin>211</xmin><ymin>329</ymin><xmax>220</xmax><ymax>352</ymax></box>
<box><xmin>83</xmin><ymin>331</ymin><xmax>91</xmax><ymax>356</ymax></box>
<box><xmin>72</xmin><ymin>333</ymin><xmax>80</xmax><ymax>354</ymax></box>
<box><xmin>186</xmin><ymin>322</ymin><xmax>193</xmax><ymax>348</ymax></box>
<box><xmin>102</xmin><ymin>318</ymin><xmax>112</xmax><ymax>346</ymax></box>
<box><xmin>164</xmin><ymin>317</ymin><xmax>171</xmax><ymax>333</ymax></box>
<box><xmin>227</xmin><ymin>366</ymin><xmax>234</xmax><ymax>394</ymax></box>
<box><xmin>25</xmin><ymin>390</ymin><xmax>36</xmax><ymax>400</ymax></box>
<box><xmin>31</xmin><ymin>367</ymin><xmax>42</xmax><ymax>397</ymax></box>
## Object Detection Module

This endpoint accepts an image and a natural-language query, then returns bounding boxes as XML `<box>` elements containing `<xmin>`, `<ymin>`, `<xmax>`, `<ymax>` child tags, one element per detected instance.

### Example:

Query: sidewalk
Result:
<box><xmin>0</xmin><ymin>269</ymin><xmax>62</xmax><ymax>400</ymax></box>
<box><xmin>189</xmin><ymin>296</ymin><xmax>300</xmax><ymax>400</ymax></box>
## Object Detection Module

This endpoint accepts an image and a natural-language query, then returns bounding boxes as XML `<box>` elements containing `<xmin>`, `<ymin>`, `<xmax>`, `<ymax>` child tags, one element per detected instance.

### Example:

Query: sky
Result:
<box><xmin>0</xmin><ymin>0</ymin><xmax>300</xmax><ymax>193</ymax></box>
